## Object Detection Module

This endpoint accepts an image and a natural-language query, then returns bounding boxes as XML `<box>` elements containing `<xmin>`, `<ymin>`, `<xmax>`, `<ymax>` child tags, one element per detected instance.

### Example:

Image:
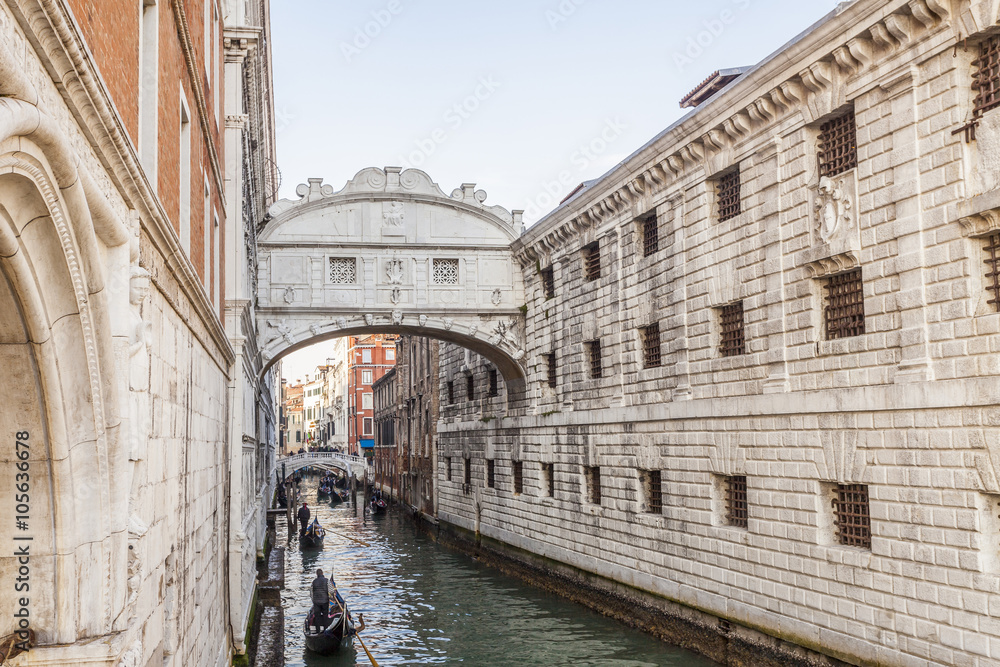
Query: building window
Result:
<box><xmin>466</xmin><ymin>374</ymin><xmax>474</xmax><ymax>400</ymax></box>
<box><xmin>362</xmin><ymin>393</ymin><xmax>373</xmax><ymax>410</ymax></box>
<box><xmin>386</xmin><ymin>348</ymin><xmax>395</xmax><ymax>361</ymax></box>
<box><xmin>487</xmin><ymin>459</ymin><xmax>495</xmax><ymax>488</ymax></box>
<box><xmin>446</xmin><ymin>457</ymin><xmax>453</xmax><ymax>482</ymax></box>
<box><xmin>641</xmin><ymin>212</ymin><xmax>659</xmax><ymax>257</ymax></box>
<box><xmin>545</xmin><ymin>462</ymin><xmax>555</xmax><ymax>497</ymax></box>
<box><xmin>447</xmin><ymin>381</ymin><xmax>455</xmax><ymax>403</ymax></box>
<box><xmin>833</xmin><ymin>484</ymin><xmax>871</xmax><ymax>549</ymax></box>
<box><xmin>641</xmin><ymin>323</ymin><xmax>661</xmax><ymax>368</ymax></box>
<box><xmin>363</xmin><ymin>418</ymin><xmax>373</xmax><ymax>435</ymax></box>
<box><xmin>719</xmin><ymin>301</ymin><xmax>746</xmax><ymax>357</ymax></box>
<box><xmin>642</xmin><ymin>470</ymin><xmax>662</xmax><ymax>514</ymax></box>
<box><xmin>513</xmin><ymin>461</ymin><xmax>523</xmax><ymax>495</ymax></box>
<box><xmin>488</xmin><ymin>369</ymin><xmax>499</xmax><ymax>397</ymax></box>
<box><xmin>585</xmin><ymin>466</ymin><xmax>601</xmax><ymax>505</ymax></box>
<box><xmin>818</xmin><ymin>110</ymin><xmax>858</xmax><ymax>177</ymax></box>
<box><xmin>179</xmin><ymin>97</ymin><xmax>191</xmax><ymax>253</ymax></box>
<box><xmin>583</xmin><ymin>242</ymin><xmax>601</xmax><ymax>281</ymax></box>
<box><xmin>983</xmin><ymin>233</ymin><xmax>1000</xmax><ymax>312</ymax></box>
<box><xmin>329</xmin><ymin>257</ymin><xmax>357</xmax><ymax>284</ymax></box>
<box><xmin>541</xmin><ymin>266</ymin><xmax>555</xmax><ymax>299</ymax></box>
<box><xmin>362</xmin><ymin>370</ymin><xmax>373</xmax><ymax>385</ymax></box>
<box><xmin>725</xmin><ymin>475</ymin><xmax>748</xmax><ymax>528</ymax></box>
<box><xmin>586</xmin><ymin>340</ymin><xmax>602</xmax><ymax>379</ymax></box>
<box><xmin>824</xmin><ymin>269</ymin><xmax>865</xmax><ymax>340</ymax></box>
<box><xmin>545</xmin><ymin>352</ymin><xmax>557</xmax><ymax>389</ymax></box>
<box><xmin>717</xmin><ymin>167</ymin><xmax>741</xmax><ymax>222</ymax></box>
<box><xmin>464</xmin><ymin>458</ymin><xmax>472</xmax><ymax>488</ymax></box>
<box><xmin>432</xmin><ymin>258</ymin><xmax>459</xmax><ymax>284</ymax></box>
<box><xmin>973</xmin><ymin>35</ymin><xmax>1000</xmax><ymax>120</ymax></box>
<box><xmin>362</xmin><ymin>349</ymin><xmax>372</xmax><ymax>364</ymax></box>
<box><xmin>296</xmin><ymin>431</ymin><xmax>301</xmax><ymax>442</ymax></box>
<box><xmin>138</xmin><ymin>0</ymin><xmax>159</xmax><ymax>179</ymax></box>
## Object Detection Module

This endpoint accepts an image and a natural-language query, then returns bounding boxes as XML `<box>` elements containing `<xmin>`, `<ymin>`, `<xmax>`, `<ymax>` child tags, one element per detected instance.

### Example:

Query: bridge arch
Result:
<box><xmin>255</xmin><ymin>167</ymin><xmax>528</xmax><ymax>396</ymax></box>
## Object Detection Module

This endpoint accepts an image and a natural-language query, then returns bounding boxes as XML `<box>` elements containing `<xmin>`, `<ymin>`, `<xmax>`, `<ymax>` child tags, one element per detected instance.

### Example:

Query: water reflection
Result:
<box><xmin>281</xmin><ymin>475</ymin><xmax>718</xmax><ymax>666</ymax></box>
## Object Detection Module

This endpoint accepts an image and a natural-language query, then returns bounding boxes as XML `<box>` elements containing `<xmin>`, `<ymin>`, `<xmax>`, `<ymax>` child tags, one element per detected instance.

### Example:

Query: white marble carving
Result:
<box><xmin>815</xmin><ymin>176</ymin><xmax>853</xmax><ymax>242</ymax></box>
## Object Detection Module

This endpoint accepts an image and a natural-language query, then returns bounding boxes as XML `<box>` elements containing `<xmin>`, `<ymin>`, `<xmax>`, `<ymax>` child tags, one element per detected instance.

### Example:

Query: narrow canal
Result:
<box><xmin>281</xmin><ymin>475</ymin><xmax>719</xmax><ymax>666</ymax></box>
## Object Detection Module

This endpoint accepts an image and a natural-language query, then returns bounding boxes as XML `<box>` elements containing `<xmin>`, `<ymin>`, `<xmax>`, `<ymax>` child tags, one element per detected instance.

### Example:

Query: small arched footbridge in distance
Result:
<box><xmin>275</xmin><ymin>451</ymin><xmax>370</xmax><ymax>482</ymax></box>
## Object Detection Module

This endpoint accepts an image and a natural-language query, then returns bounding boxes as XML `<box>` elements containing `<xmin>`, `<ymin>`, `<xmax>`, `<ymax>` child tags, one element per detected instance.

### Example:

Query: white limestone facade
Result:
<box><xmin>436</xmin><ymin>1</ymin><xmax>1000</xmax><ymax>665</ymax></box>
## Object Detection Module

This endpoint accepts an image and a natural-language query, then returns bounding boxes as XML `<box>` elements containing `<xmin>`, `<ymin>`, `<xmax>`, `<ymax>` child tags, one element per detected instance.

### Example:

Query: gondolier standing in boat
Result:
<box><xmin>311</xmin><ymin>568</ymin><xmax>330</xmax><ymax>628</ymax></box>
<box><xmin>297</xmin><ymin>502</ymin><xmax>310</xmax><ymax>535</ymax></box>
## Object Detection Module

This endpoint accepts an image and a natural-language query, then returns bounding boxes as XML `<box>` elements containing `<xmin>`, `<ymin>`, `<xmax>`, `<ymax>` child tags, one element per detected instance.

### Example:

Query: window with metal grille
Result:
<box><xmin>974</xmin><ymin>35</ymin><xmax>1000</xmax><ymax>120</ymax></box>
<box><xmin>641</xmin><ymin>212</ymin><xmax>659</xmax><ymax>257</ymax></box>
<box><xmin>447</xmin><ymin>381</ymin><xmax>455</xmax><ymax>404</ymax></box>
<box><xmin>513</xmin><ymin>461</ymin><xmax>523</xmax><ymax>495</ymax></box>
<box><xmin>488</xmin><ymin>369</ymin><xmax>499</xmax><ymax>397</ymax></box>
<box><xmin>824</xmin><ymin>269</ymin><xmax>865</xmax><ymax>340</ymax></box>
<box><xmin>329</xmin><ymin>257</ymin><xmax>357</xmax><ymax>284</ymax></box>
<box><xmin>983</xmin><ymin>234</ymin><xmax>1000</xmax><ymax>313</ymax></box>
<box><xmin>725</xmin><ymin>475</ymin><xmax>748</xmax><ymax>528</ymax></box>
<box><xmin>583</xmin><ymin>242</ymin><xmax>601</xmax><ymax>281</ymax></box>
<box><xmin>541</xmin><ymin>267</ymin><xmax>555</xmax><ymax>299</ymax></box>
<box><xmin>586</xmin><ymin>466</ymin><xmax>602</xmax><ymax>505</ymax></box>
<box><xmin>818</xmin><ymin>110</ymin><xmax>858</xmax><ymax>177</ymax></box>
<box><xmin>717</xmin><ymin>168</ymin><xmax>741</xmax><ymax>222</ymax></box>
<box><xmin>644</xmin><ymin>470</ymin><xmax>662</xmax><ymax>514</ymax></box>
<box><xmin>719</xmin><ymin>301</ymin><xmax>746</xmax><ymax>357</ymax></box>
<box><xmin>546</xmin><ymin>463</ymin><xmax>555</xmax><ymax>497</ymax></box>
<box><xmin>833</xmin><ymin>484</ymin><xmax>871</xmax><ymax>549</ymax></box>
<box><xmin>487</xmin><ymin>459</ymin><xmax>495</xmax><ymax>488</ymax></box>
<box><xmin>432</xmin><ymin>258</ymin><xmax>459</xmax><ymax>284</ymax></box>
<box><xmin>642</xmin><ymin>323</ymin><xmax>661</xmax><ymax>368</ymax></box>
<box><xmin>446</xmin><ymin>457</ymin><xmax>453</xmax><ymax>482</ymax></box>
<box><xmin>466</xmin><ymin>374</ymin><xmax>474</xmax><ymax>400</ymax></box>
<box><xmin>545</xmin><ymin>352</ymin><xmax>557</xmax><ymax>389</ymax></box>
<box><xmin>586</xmin><ymin>340</ymin><xmax>602</xmax><ymax>379</ymax></box>
<box><xmin>464</xmin><ymin>458</ymin><xmax>471</xmax><ymax>486</ymax></box>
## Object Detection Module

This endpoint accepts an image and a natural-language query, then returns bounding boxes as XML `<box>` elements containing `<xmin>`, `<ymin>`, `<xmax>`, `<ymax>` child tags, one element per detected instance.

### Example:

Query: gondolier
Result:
<box><xmin>310</xmin><ymin>568</ymin><xmax>330</xmax><ymax>628</ymax></box>
<box><xmin>297</xmin><ymin>502</ymin><xmax>310</xmax><ymax>535</ymax></box>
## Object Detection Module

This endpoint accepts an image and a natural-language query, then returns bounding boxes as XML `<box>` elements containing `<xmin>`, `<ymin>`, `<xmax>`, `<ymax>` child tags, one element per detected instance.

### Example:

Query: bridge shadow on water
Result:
<box><xmin>280</xmin><ymin>475</ymin><xmax>719</xmax><ymax>667</ymax></box>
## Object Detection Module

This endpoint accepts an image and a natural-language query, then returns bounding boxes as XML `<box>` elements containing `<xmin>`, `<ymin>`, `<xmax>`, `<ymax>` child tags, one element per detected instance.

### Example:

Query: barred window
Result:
<box><xmin>545</xmin><ymin>462</ymin><xmax>555</xmax><ymax>497</ymax></box>
<box><xmin>513</xmin><ymin>461</ymin><xmax>523</xmax><ymax>495</ymax></box>
<box><xmin>725</xmin><ymin>475</ymin><xmax>748</xmax><ymax>528</ymax></box>
<box><xmin>488</xmin><ymin>369</ymin><xmax>499</xmax><ymax>397</ymax></box>
<box><xmin>466</xmin><ymin>374</ymin><xmax>474</xmax><ymax>400</ymax></box>
<box><xmin>641</xmin><ymin>212</ymin><xmax>659</xmax><ymax>257</ymax></box>
<box><xmin>447</xmin><ymin>381</ymin><xmax>455</xmax><ymax>404</ymax></box>
<box><xmin>487</xmin><ymin>459</ymin><xmax>495</xmax><ymax>488</ymax></box>
<box><xmin>973</xmin><ymin>35</ymin><xmax>1000</xmax><ymax>119</ymax></box>
<box><xmin>644</xmin><ymin>470</ymin><xmax>662</xmax><ymax>514</ymax></box>
<box><xmin>824</xmin><ymin>269</ymin><xmax>865</xmax><ymax>340</ymax></box>
<box><xmin>583</xmin><ymin>242</ymin><xmax>601</xmax><ymax>281</ymax></box>
<box><xmin>717</xmin><ymin>168</ymin><xmax>741</xmax><ymax>222</ymax></box>
<box><xmin>446</xmin><ymin>457</ymin><xmax>453</xmax><ymax>482</ymax></box>
<box><xmin>818</xmin><ymin>110</ymin><xmax>858</xmax><ymax>177</ymax></box>
<box><xmin>432</xmin><ymin>258</ymin><xmax>459</xmax><ymax>284</ymax></box>
<box><xmin>642</xmin><ymin>323</ymin><xmax>661</xmax><ymax>368</ymax></box>
<box><xmin>541</xmin><ymin>266</ymin><xmax>555</xmax><ymax>299</ymax></box>
<box><xmin>983</xmin><ymin>233</ymin><xmax>1000</xmax><ymax>313</ymax></box>
<box><xmin>719</xmin><ymin>301</ymin><xmax>746</xmax><ymax>357</ymax></box>
<box><xmin>586</xmin><ymin>340</ymin><xmax>602</xmax><ymax>379</ymax></box>
<box><xmin>329</xmin><ymin>257</ymin><xmax>357</xmax><ymax>284</ymax></box>
<box><xmin>586</xmin><ymin>466</ymin><xmax>602</xmax><ymax>505</ymax></box>
<box><xmin>833</xmin><ymin>484</ymin><xmax>871</xmax><ymax>549</ymax></box>
<box><xmin>545</xmin><ymin>352</ymin><xmax>557</xmax><ymax>389</ymax></box>
<box><xmin>464</xmin><ymin>458</ymin><xmax>471</xmax><ymax>486</ymax></box>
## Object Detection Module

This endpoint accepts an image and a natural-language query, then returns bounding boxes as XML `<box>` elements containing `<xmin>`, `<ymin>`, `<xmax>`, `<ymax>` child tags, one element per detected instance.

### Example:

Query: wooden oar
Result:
<box><xmin>356</xmin><ymin>626</ymin><xmax>379</xmax><ymax>667</ymax></box>
<box><xmin>325</xmin><ymin>528</ymin><xmax>371</xmax><ymax>548</ymax></box>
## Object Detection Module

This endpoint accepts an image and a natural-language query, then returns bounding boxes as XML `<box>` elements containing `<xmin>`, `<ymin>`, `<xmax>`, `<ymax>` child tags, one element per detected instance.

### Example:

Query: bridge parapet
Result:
<box><xmin>276</xmin><ymin>452</ymin><xmax>368</xmax><ymax>480</ymax></box>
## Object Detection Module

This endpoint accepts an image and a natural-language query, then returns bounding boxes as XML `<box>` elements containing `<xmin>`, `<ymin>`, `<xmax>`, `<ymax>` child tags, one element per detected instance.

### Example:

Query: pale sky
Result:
<box><xmin>271</xmin><ymin>0</ymin><xmax>843</xmax><ymax>380</ymax></box>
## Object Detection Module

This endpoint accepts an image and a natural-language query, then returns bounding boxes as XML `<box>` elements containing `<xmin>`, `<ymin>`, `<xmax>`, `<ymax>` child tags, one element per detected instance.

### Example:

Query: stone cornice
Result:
<box><xmin>515</xmin><ymin>0</ymin><xmax>954</xmax><ymax>264</ymax></box>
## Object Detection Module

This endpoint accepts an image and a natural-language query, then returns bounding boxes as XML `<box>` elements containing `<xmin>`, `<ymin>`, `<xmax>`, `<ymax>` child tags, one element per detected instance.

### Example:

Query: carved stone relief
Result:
<box><xmin>814</xmin><ymin>176</ymin><xmax>854</xmax><ymax>243</ymax></box>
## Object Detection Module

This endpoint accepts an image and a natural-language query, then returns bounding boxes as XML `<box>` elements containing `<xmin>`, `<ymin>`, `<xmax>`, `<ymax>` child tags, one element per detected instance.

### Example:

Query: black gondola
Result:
<box><xmin>369</xmin><ymin>497</ymin><xmax>387</xmax><ymax>515</ymax></box>
<box><xmin>317</xmin><ymin>485</ymin><xmax>330</xmax><ymax>501</ymax></box>
<box><xmin>299</xmin><ymin>520</ymin><xmax>325</xmax><ymax>550</ymax></box>
<box><xmin>303</xmin><ymin>605</ymin><xmax>356</xmax><ymax>655</ymax></box>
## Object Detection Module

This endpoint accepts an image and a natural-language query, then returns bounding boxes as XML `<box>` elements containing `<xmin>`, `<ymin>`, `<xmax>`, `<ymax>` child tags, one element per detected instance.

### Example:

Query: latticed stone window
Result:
<box><xmin>432</xmin><ymin>258</ymin><xmax>459</xmax><ymax>284</ymax></box>
<box><xmin>329</xmin><ymin>257</ymin><xmax>357</xmax><ymax>284</ymax></box>
<box><xmin>545</xmin><ymin>352</ymin><xmax>557</xmax><ymax>389</ymax></box>
<box><xmin>487</xmin><ymin>459</ymin><xmax>496</xmax><ymax>488</ymax></box>
<box><xmin>833</xmin><ymin>484</ymin><xmax>871</xmax><ymax>549</ymax></box>
<box><xmin>586</xmin><ymin>340</ymin><xmax>602</xmax><ymax>379</ymax></box>
<box><xmin>818</xmin><ymin>110</ymin><xmax>858</xmax><ymax>177</ymax></box>
<box><xmin>541</xmin><ymin>266</ymin><xmax>555</xmax><ymax>299</ymax></box>
<box><xmin>983</xmin><ymin>233</ymin><xmax>1000</xmax><ymax>313</ymax></box>
<box><xmin>717</xmin><ymin>168</ymin><xmax>741</xmax><ymax>222</ymax></box>
<box><xmin>725</xmin><ymin>475</ymin><xmax>748</xmax><ymax>528</ymax></box>
<box><xmin>583</xmin><ymin>242</ymin><xmax>601</xmax><ymax>281</ymax></box>
<box><xmin>823</xmin><ymin>269</ymin><xmax>865</xmax><ymax>340</ymax></box>
<box><xmin>586</xmin><ymin>466</ymin><xmax>602</xmax><ymax>505</ymax></box>
<box><xmin>466</xmin><ymin>374</ymin><xmax>474</xmax><ymax>400</ymax></box>
<box><xmin>973</xmin><ymin>35</ymin><xmax>1000</xmax><ymax>120</ymax></box>
<box><xmin>642</xmin><ymin>323</ymin><xmax>661</xmax><ymax>368</ymax></box>
<box><xmin>545</xmin><ymin>462</ymin><xmax>555</xmax><ymax>497</ymax></box>
<box><xmin>641</xmin><ymin>212</ymin><xmax>659</xmax><ymax>257</ymax></box>
<box><xmin>644</xmin><ymin>470</ymin><xmax>662</xmax><ymax>514</ymax></box>
<box><xmin>719</xmin><ymin>301</ymin><xmax>746</xmax><ymax>357</ymax></box>
<box><xmin>488</xmin><ymin>369</ymin><xmax>499</xmax><ymax>397</ymax></box>
<box><xmin>513</xmin><ymin>461</ymin><xmax>523</xmax><ymax>495</ymax></box>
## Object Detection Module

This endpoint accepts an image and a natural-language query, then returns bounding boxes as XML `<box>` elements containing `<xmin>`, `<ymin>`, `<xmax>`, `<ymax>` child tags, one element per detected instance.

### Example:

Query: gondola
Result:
<box><xmin>317</xmin><ymin>485</ymin><xmax>330</xmax><ymax>501</ymax></box>
<box><xmin>328</xmin><ymin>489</ymin><xmax>345</xmax><ymax>505</ymax></box>
<box><xmin>299</xmin><ymin>520</ymin><xmax>325</xmax><ymax>550</ymax></box>
<box><xmin>303</xmin><ymin>604</ymin><xmax>356</xmax><ymax>655</ymax></box>
<box><xmin>369</xmin><ymin>497</ymin><xmax>387</xmax><ymax>515</ymax></box>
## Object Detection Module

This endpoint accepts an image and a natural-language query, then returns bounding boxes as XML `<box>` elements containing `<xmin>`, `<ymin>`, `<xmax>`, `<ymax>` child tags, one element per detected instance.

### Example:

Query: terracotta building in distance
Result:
<box><xmin>347</xmin><ymin>334</ymin><xmax>398</xmax><ymax>455</ymax></box>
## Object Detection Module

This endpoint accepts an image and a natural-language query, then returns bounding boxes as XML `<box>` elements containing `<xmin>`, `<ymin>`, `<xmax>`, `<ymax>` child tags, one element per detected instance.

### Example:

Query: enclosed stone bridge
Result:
<box><xmin>275</xmin><ymin>451</ymin><xmax>368</xmax><ymax>480</ymax></box>
<box><xmin>256</xmin><ymin>167</ymin><xmax>527</xmax><ymax>393</ymax></box>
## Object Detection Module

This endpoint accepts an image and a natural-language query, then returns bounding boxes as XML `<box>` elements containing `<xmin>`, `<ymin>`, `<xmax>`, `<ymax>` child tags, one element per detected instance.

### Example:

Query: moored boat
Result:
<box><xmin>369</xmin><ymin>497</ymin><xmax>387</xmax><ymax>515</ymax></box>
<box><xmin>304</xmin><ymin>607</ymin><xmax>354</xmax><ymax>655</ymax></box>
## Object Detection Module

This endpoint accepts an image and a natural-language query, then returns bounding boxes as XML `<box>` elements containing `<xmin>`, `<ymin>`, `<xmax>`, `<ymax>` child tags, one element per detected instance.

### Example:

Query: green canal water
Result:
<box><xmin>280</xmin><ymin>477</ymin><xmax>720</xmax><ymax>666</ymax></box>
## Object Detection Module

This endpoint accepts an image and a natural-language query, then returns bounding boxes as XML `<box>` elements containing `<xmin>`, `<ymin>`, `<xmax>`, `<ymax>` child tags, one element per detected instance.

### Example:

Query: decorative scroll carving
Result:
<box><xmin>804</xmin><ymin>251</ymin><xmax>861</xmax><ymax>279</ymax></box>
<box><xmin>815</xmin><ymin>176</ymin><xmax>854</xmax><ymax>242</ymax></box>
<box><xmin>283</xmin><ymin>286</ymin><xmax>296</xmax><ymax>304</ymax></box>
<box><xmin>491</xmin><ymin>288</ymin><xmax>502</xmax><ymax>306</ymax></box>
